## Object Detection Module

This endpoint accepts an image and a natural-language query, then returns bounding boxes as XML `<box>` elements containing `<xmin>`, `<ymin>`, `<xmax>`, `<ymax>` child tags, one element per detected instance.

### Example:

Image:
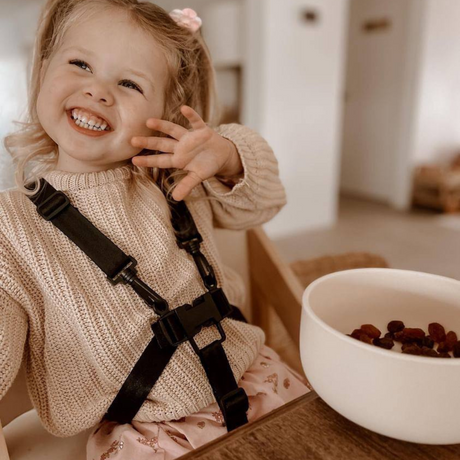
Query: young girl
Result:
<box><xmin>1</xmin><ymin>0</ymin><xmax>310</xmax><ymax>458</ymax></box>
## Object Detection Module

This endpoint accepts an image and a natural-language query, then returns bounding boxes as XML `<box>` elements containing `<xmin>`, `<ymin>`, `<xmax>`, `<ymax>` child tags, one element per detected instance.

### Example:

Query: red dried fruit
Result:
<box><xmin>373</xmin><ymin>337</ymin><xmax>394</xmax><ymax>350</ymax></box>
<box><xmin>387</xmin><ymin>320</ymin><xmax>405</xmax><ymax>333</ymax></box>
<box><xmin>393</xmin><ymin>331</ymin><xmax>405</xmax><ymax>342</ymax></box>
<box><xmin>350</xmin><ymin>322</ymin><xmax>459</xmax><ymax>358</ymax></box>
<box><xmin>395</xmin><ymin>328</ymin><xmax>424</xmax><ymax>345</ymax></box>
<box><xmin>422</xmin><ymin>336</ymin><xmax>434</xmax><ymax>349</ymax></box>
<box><xmin>437</xmin><ymin>342</ymin><xmax>450</xmax><ymax>353</ymax></box>
<box><xmin>428</xmin><ymin>323</ymin><xmax>446</xmax><ymax>343</ymax></box>
<box><xmin>402</xmin><ymin>342</ymin><xmax>421</xmax><ymax>351</ymax></box>
<box><xmin>421</xmin><ymin>347</ymin><xmax>438</xmax><ymax>357</ymax></box>
<box><xmin>402</xmin><ymin>345</ymin><xmax>422</xmax><ymax>355</ymax></box>
<box><xmin>351</xmin><ymin>329</ymin><xmax>373</xmax><ymax>344</ymax></box>
<box><xmin>403</xmin><ymin>328</ymin><xmax>425</xmax><ymax>340</ymax></box>
<box><xmin>350</xmin><ymin>329</ymin><xmax>362</xmax><ymax>339</ymax></box>
<box><xmin>445</xmin><ymin>331</ymin><xmax>458</xmax><ymax>351</ymax></box>
<box><xmin>453</xmin><ymin>341</ymin><xmax>460</xmax><ymax>358</ymax></box>
<box><xmin>361</xmin><ymin>324</ymin><xmax>381</xmax><ymax>339</ymax></box>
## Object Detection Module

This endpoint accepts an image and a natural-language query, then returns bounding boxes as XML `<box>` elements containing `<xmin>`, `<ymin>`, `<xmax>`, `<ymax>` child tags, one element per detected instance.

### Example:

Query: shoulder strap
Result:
<box><xmin>26</xmin><ymin>178</ymin><xmax>168</xmax><ymax>315</ymax></box>
<box><xmin>26</xmin><ymin>177</ymin><xmax>249</xmax><ymax>431</ymax></box>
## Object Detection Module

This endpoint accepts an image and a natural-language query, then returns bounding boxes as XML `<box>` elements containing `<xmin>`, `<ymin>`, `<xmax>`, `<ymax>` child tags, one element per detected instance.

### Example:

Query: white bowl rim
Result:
<box><xmin>302</xmin><ymin>267</ymin><xmax>460</xmax><ymax>365</ymax></box>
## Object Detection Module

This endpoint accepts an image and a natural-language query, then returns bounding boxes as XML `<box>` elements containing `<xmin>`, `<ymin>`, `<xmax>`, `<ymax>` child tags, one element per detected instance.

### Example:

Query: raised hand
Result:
<box><xmin>130</xmin><ymin>105</ymin><xmax>242</xmax><ymax>201</ymax></box>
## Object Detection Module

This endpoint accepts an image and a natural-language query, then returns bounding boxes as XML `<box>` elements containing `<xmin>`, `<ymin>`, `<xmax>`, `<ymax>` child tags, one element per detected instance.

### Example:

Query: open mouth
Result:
<box><xmin>66</xmin><ymin>109</ymin><xmax>114</xmax><ymax>137</ymax></box>
<box><xmin>68</xmin><ymin>108</ymin><xmax>113</xmax><ymax>132</ymax></box>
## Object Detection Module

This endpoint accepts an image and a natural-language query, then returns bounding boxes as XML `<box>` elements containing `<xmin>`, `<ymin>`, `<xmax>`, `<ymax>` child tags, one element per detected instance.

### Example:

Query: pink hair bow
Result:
<box><xmin>169</xmin><ymin>8</ymin><xmax>202</xmax><ymax>33</ymax></box>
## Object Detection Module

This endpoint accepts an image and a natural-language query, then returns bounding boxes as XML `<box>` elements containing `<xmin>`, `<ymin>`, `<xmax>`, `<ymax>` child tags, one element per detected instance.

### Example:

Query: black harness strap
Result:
<box><xmin>26</xmin><ymin>179</ymin><xmax>168</xmax><ymax>315</ymax></box>
<box><xmin>199</xmin><ymin>342</ymin><xmax>249</xmax><ymax>431</ymax></box>
<box><xmin>105</xmin><ymin>333</ymin><xmax>176</xmax><ymax>424</ymax></box>
<box><xmin>26</xmin><ymin>178</ymin><xmax>249</xmax><ymax>431</ymax></box>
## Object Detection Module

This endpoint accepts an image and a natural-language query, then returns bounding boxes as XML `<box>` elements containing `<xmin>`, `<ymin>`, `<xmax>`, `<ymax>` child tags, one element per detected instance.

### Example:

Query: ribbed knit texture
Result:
<box><xmin>0</xmin><ymin>123</ymin><xmax>287</xmax><ymax>437</ymax></box>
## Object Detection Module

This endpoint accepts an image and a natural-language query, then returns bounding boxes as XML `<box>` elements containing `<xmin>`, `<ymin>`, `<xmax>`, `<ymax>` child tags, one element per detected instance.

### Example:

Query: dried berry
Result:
<box><xmin>361</xmin><ymin>324</ymin><xmax>381</xmax><ymax>339</ymax></box>
<box><xmin>351</xmin><ymin>329</ymin><xmax>373</xmax><ymax>344</ymax></box>
<box><xmin>393</xmin><ymin>331</ymin><xmax>405</xmax><ymax>342</ymax></box>
<box><xmin>422</xmin><ymin>336</ymin><xmax>434</xmax><ymax>349</ymax></box>
<box><xmin>445</xmin><ymin>331</ymin><xmax>458</xmax><ymax>351</ymax></box>
<box><xmin>421</xmin><ymin>347</ymin><xmax>438</xmax><ymax>357</ymax></box>
<box><xmin>402</xmin><ymin>345</ymin><xmax>422</xmax><ymax>355</ymax></box>
<box><xmin>387</xmin><ymin>320</ymin><xmax>405</xmax><ymax>333</ymax></box>
<box><xmin>373</xmin><ymin>337</ymin><xmax>394</xmax><ymax>350</ymax></box>
<box><xmin>437</xmin><ymin>342</ymin><xmax>450</xmax><ymax>353</ymax></box>
<box><xmin>403</xmin><ymin>328</ymin><xmax>425</xmax><ymax>340</ymax></box>
<box><xmin>349</xmin><ymin>322</ymin><xmax>459</xmax><ymax>359</ymax></box>
<box><xmin>394</xmin><ymin>328</ymin><xmax>424</xmax><ymax>345</ymax></box>
<box><xmin>402</xmin><ymin>342</ymin><xmax>420</xmax><ymax>351</ymax></box>
<box><xmin>428</xmin><ymin>323</ymin><xmax>446</xmax><ymax>343</ymax></box>
<box><xmin>453</xmin><ymin>341</ymin><xmax>460</xmax><ymax>358</ymax></box>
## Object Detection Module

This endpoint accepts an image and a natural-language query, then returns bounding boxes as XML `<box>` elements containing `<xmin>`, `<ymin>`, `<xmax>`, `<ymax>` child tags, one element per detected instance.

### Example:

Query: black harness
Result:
<box><xmin>26</xmin><ymin>177</ymin><xmax>250</xmax><ymax>432</ymax></box>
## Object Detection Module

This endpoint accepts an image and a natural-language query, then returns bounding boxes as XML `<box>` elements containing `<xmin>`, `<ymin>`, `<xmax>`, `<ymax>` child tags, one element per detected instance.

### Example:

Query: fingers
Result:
<box><xmin>146</xmin><ymin>119</ymin><xmax>188</xmax><ymax>140</ymax></box>
<box><xmin>171</xmin><ymin>170</ymin><xmax>204</xmax><ymax>201</ymax></box>
<box><xmin>142</xmin><ymin>106</ymin><xmax>206</xmax><ymax>142</ymax></box>
<box><xmin>180</xmin><ymin>105</ymin><xmax>207</xmax><ymax>131</ymax></box>
<box><xmin>132</xmin><ymin>153</ymin><xmax>174</xmax><ymax>169</ymax></box>
<box><xmin>131</xmin><ymin>136</ymin><xmax>177</xmax><ymax>152</ymax></box>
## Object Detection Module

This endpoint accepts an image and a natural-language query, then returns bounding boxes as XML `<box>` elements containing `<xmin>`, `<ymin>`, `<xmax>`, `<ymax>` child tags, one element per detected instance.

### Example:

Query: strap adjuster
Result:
<box><xmin>37</xmin><ymin>191</ymin><xmax>70</xmax><ymax>221</ymax></box>
<box><xmin>153</xmin><ymin>291</ymin><xmax>229</xmax><ymax>353</ymax></box>
<box><xmin>108</xmin><ymin>255</ymin><xmax>138</xmax><ymax>285</ymax></box>
<box><xmin>220</xmin><ymin>388</ymin><xmax>249</xmax><ymax>422</ymax></box>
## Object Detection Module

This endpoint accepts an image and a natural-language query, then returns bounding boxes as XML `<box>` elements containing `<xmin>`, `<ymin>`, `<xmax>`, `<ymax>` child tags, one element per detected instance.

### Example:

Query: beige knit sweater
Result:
<box><xmin>0</xmin><ymin>123</ymin><xmax>287</xmax><ymax>437</ymax></box>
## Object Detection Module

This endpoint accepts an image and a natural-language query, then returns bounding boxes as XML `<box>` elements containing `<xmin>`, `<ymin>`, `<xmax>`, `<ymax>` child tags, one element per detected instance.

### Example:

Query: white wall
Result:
<box><xmin>340</xmin><ymin>0</ymin><xmax>412</xmax><ymax>204</ymax></box>
<box><xmin>340</xmin><ymin>0</ymin><xmax>460</xmax><ymax>210</ymax></box>
<box><xmin>243</xmin><ymin>0</ymin><xmax>349</xmax><ymax>239</ymax></box>
<box><xmin>411</xmin><ymin>0</ymin><xmax>460</xmax><ymax>166</ymax></box>
<box><xmin>0</xmin><ymin>0</ymin><xmax>42</xmax><ymax>191</ymax></box>
<box><xmin>2</xmin><ymin>0</ymin><xmax>350</xmax><ymax>241</ymax></box>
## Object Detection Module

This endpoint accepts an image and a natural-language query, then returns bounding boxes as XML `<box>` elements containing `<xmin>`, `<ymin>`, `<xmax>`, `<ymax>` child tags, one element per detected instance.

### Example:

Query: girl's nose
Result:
<box><xmin>84</xmin><ymin>83</ymin><xmax>114</xmax><ymax>105</ymax></box>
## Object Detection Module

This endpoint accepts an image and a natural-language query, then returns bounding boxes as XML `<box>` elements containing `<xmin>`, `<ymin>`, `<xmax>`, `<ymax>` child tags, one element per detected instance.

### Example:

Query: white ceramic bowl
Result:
<box><xmin>300</xmin><ymin>268</ymin><xmax>460</xmax><ymax>445</ymax></box>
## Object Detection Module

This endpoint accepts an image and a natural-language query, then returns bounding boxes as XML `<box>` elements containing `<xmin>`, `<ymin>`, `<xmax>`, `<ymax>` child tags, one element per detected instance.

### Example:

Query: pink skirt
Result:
<box><xmin>86</xmin><ymin>344</ymin><xmax>311</xmax><ymax>460</ymax></box>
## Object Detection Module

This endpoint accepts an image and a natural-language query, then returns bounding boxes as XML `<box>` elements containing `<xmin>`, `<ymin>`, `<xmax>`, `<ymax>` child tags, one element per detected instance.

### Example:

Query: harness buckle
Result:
<box><xmin>37</xmin><ymin>191</ymin><xmax>70</xmax><ymax>221</ymax></box>
<box><xmin>153</xmin><ymin>291</ymin><xmax>229</xmax><ymax>353</ymax></box>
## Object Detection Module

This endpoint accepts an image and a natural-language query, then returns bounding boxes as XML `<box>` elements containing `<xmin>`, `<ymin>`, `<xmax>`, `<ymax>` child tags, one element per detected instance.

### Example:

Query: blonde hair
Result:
<box><xmin>4</xmin><ymin>0</ymin><xmax>225</xmax><ymax>224</ymax></box>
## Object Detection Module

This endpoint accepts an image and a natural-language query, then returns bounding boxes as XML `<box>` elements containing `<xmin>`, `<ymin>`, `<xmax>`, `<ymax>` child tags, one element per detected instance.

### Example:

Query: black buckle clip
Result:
<box><xmin>108</xmin><ymin>256</ymin><xmax>138</xmax><ymax>285</ymax></box>
<box><xmin>155</xmin><ymin>291</ymin><xmax>226</xmax><ymax>354</ymax></box>
<box><xmin>108</xmin><ymin>256</ymin><xmax>169</xmax><ymax>315</ymax></box>
<box><xmin>220</xmin><ymin>388</ymin><xmax>249</xmax><ymax>421</ymax></box>
<box><xmin>37</xmin><ymin>191</ymin><xmax>70</xmax><ymax>221</ymax></box>
<box><xmin>177</xmin><ymin>236</ymin><xmax>202</xmax><ymax>253</ymax></box>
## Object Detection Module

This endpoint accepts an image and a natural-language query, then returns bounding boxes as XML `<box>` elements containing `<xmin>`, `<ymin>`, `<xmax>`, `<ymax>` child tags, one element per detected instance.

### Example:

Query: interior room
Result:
<box><xmin>2</xmin><ymin>0</ymin><xmax>460</xmax><ymax>458</ymax></box>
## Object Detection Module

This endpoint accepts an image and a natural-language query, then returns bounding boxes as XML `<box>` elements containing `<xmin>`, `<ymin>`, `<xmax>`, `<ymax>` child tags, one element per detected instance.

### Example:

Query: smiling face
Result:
<box><xmin>36</xmin><ymin>7</ymin><xmax>169</xmax><ymax>173</ymax></box>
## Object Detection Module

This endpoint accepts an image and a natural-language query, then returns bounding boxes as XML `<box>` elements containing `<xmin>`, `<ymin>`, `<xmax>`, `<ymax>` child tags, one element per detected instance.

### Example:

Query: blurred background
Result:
<box><xmin>2</xmin><ymin>0</ymin><xmax>460</xmax><ymax>278</ymax></box>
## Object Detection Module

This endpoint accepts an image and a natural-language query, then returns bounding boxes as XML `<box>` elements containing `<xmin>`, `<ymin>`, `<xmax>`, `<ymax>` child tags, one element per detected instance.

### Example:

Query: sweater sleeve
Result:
<box><xmin>201</xmin><ymin>124</ymin><xmax>287</xmax><ymax>230</ymax></box>
<box><xmin>0</xmin><ymin>228</ymin><xmax>28</xmax><ymax>401</ymax></box>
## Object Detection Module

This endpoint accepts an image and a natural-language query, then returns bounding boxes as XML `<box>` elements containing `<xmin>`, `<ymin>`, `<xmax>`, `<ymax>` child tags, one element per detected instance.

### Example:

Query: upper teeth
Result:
<box><xmin>71</xmin><ymin>109</ymin><xmax>110</xmax><ymax>131</ymax></box>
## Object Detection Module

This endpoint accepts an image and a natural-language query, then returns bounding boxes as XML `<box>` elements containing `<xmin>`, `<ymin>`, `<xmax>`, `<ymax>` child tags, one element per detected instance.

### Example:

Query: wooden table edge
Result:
<box><xmin>179</xmin><ymin>391</ymin><xmax>319</xmax><ymax>459</ymax></box>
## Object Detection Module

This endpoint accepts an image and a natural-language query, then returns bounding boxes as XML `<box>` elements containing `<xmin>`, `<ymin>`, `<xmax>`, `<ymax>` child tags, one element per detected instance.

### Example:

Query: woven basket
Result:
<box><xmin>290</xmin><ymin>252</ymin><xmax>389</xmax><ymax>289</ymax></box>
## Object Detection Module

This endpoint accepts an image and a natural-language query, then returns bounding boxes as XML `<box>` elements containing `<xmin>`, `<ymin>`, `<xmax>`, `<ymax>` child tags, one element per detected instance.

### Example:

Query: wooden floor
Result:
<box><xmin>275</xmin><ymin>196</ymin><xmax>460</xmax><ymax>281</ymax></box>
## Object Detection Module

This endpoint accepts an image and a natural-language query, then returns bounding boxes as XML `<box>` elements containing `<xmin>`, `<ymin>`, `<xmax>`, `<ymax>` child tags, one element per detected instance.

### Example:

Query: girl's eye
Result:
<box><xmin>69</xmin><ymin>59</ymin><xmax>143</xmax><ymax>94</ymax></box>
<box><xmin>70</xmin><ymin>59</ymin><xmax>91</xmax><ymax>72</ymax></box>
<box><xmin>120</xmin><ymin>80</ymin><xmax>143</xmax><ymax>94</ymax></box>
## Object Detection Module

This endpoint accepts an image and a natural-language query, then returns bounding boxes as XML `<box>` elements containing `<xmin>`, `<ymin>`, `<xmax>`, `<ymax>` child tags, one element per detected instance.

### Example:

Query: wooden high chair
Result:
<box><xmin>0</xmin><ymin>226</ymin><xmax>306</xmax><ymax>460</ymax></box>
<box><xmin>0</xmin><ymin>225</ymin><xmax>388</xmax><ymax>459</ymax></box>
